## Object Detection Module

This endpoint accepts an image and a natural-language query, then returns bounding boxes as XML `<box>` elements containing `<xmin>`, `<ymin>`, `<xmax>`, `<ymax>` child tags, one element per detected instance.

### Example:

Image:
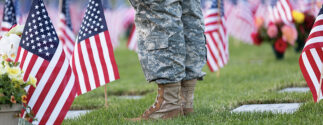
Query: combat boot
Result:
<box><xmin>130</xmin><ymin>82</ymin><xmax>183</xmax><ymax>121</ymax></box>
<box><xmin>181</xmin><ymin>79</ymin><xmax>197</xmax><ymax>115</ymax></box>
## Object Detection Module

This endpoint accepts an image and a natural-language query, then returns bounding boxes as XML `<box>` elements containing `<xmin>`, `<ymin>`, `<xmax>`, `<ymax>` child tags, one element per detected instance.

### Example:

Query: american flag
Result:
<box><xmin>268</xmin><ymin>0</ymin><xmax>293</xmax><ymax>24</ymax></box>
<box><xmin>127</xmin><ymin>24</ymin><xmax>138</xmax><ymax>51</ymax></box>
<box><xmin>72</xmin><ymin>0</ymin><xmax>120</xmax><ymax>95</ymax></box>
<box><xmin>57</xmin><ymin>0</ymin><xmax>75</xmax><ymax>59</ymax></box>
<box><xmin>225</xmin><ymin>0</ymin><xmax>256</xmax><ymax>44</ymax></box>
<box><xmin>15</xmin><ymin>0</ymin><xmax>76</xmax><ymax>124</ymax></box>
<box><xmin>205</xmin><ymin>0</ymin><xmax>229</xmax><ymax>72</ymax></box>
<box><xmin>0</xmin><ymin>0</ymin><xmax>17</xmax><ymax>33</ymax></box>
<box><xmin>299</xmin><ymin>7</ymin><xmax>323</xmax><ymax>102</ymax></box>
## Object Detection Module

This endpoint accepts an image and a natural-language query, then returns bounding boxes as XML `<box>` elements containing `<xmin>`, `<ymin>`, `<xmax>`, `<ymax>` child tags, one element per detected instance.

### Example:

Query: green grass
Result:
<box><xmin>63</xmin><ymin>39</ymin><xmax>323</xmax><ymax>125</ymax></box>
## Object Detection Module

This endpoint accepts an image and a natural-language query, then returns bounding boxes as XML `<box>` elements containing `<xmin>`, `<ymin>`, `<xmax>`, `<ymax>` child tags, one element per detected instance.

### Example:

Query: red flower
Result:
<box><xmin>274</xmin><ymin>38</ymin><xmax>288</xmax><ymax>53</ymax></box>
<box><xmin>251</xmin><ymin>32</ymin><xmax>262</xmax><ymax>46</ymax></box>
<box><xmin>5</xmin><ymin>58</ymin><xmax>13</xmax><ymax>62</ymax></box>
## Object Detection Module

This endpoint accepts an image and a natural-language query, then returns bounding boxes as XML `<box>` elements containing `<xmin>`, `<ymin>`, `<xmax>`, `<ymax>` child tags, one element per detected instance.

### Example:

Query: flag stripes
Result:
<box><xmin>205</xmin><ymin>0</ymin><xmax>229</xmax><ymax>72</ymax></box>
<box><xmin>16</xmin><ymin>44</ymin><xmax>76</xmax><ymax>124</ymax></box>
<box><xmin>57</xmin><ymin>0</ymin><xmax>75</xmax><ymax>59</ymax></box>
<box><xmin>299</xmin><ymin>12</ymin><xmax>323</xmax><ymax>102</ymax></box>
<box><xmin>268</xmin><ymin>0</ymin><xmax>293</xmax><ymax>24</ymax></box>
<box><xmin>58</xmin><ymin>14</ymin><xmax>75</xmax><ymax>59</ymax></box>
<box><xmin>72</xmin><ymin>31</ymin><xmax>119</xmax><ymax>95</ymax></box>
<box><xmin>225</xmin><ymin>0</ymin><xmax>255</xmax><ymax>44</ymax></box>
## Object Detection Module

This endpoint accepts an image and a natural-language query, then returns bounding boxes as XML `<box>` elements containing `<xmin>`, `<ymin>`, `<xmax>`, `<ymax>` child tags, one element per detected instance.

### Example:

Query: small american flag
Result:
<box><xmin>0</xmin><ymin>0</ymin><xmax>17</xmax><ymax>33</ymax></box>
<box><xmin>205</xmin><ymin>0</ymin><xmax>229</xmax><ymax>72</ymax></box>
<box><xmin>72</xmin><ymin>0</ymin><xmax>120</xmax><ymax>95</ymax></box>
<box><xmin>57</xmin><ymin>0</ymin><xmax>75</xmax><ymax>59</ymax></box>
<box><xmin>268</xmin><ymin>0</ymin><xmax>293</xmax><ymax>24</ymax></box>
<box><xmin>127</xmin><ymin>24</ymin><xmax>138</xmax><ymax>51</ymax></box>
<box><xmin>299</xmin><ymin>7</ymin><xmax>323</xmax><ymax>102</ymax></box>
<box><xmin>225</xmin><ymin>0</ymin><xmax>256</xmax><ymax>44</ymax></box>
<box><xmin>15</xmin><ymin>0</ymin><xmax>76</xmax><ymax>124</ymax></box>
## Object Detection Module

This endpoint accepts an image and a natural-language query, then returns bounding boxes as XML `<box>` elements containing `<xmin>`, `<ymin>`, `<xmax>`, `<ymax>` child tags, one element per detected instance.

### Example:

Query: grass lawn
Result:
<box><xmin>63</xmin><ymin>39</ymin><xmax>323</xmax><ymax>125</ymax></box>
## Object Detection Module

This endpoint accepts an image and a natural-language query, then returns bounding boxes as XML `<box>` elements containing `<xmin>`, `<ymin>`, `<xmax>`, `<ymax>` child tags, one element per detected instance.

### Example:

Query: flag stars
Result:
<box><xmin>38</xmin><ymin>49</ymin><xmax>43</xmax><ymax>53</ymax></box>
<box><xmin>78</xmin><ymin>0</ymin><xmax>107</xmax><ymax>41</ymax></box>
<box><xmin>46</xmin><ymin>52</ymin><xmax>50</xmax><ymax>56</ymax></box>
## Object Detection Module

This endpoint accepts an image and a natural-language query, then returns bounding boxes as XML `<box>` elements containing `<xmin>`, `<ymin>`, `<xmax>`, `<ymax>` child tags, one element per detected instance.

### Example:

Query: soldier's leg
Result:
<box><xmin>130</xmin><ymin>0</ymin><xmax>186</xmax><ymax>84</ymax></box>
<box><xmin>129</xmin><ymin>0</ymin><xmax>186</xmax><ymax>120</ymax></box>
<box><xmin>181</xmin><ymin>0</ymin><xmax>207</xmax><ymax>115</ymax></box>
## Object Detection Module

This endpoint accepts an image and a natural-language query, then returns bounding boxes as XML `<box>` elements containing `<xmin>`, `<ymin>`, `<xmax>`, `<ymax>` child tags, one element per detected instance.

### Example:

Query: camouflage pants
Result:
<box><xmin>130</xmin><ymin>0</ymin><xmax>207</xmax><ymax>84</ymax></box>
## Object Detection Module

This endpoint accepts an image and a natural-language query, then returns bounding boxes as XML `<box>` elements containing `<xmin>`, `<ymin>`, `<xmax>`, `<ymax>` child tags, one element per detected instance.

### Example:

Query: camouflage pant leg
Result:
<box><xmin>182</xmin><ymin>0</ymin><xmax>207</xmax><ymax>81</ymax></box>
<box><xmin>129</xmin><ymin>0</ymin><xmax>186</xmax><ymax>84</ymax></box>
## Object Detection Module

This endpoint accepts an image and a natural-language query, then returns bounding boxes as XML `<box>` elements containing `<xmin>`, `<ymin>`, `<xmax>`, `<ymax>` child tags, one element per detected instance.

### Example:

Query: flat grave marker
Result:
<box><xmin>231</xmin><ymin>103</ymin><xmax>301</xmax><ymax>114</ymax></box>
<box><xmin>65</xmin><ymin>110</ymin><xmax>91</xmax><ymax>119</ymax></box>
<box><xmin>279</xmin><ymin>87</ymin><xmax>309</xmax><ymax>93</ymax></box>
<box><xmin>118</xmin><ymin>95</ymin><xmax>143</xmax><ymax>100</ymax></box>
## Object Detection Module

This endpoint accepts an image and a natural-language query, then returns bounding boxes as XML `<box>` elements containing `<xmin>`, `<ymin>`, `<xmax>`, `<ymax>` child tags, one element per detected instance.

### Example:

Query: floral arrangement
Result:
<box><xmin>0</xmin><ymin>25</ymin><xmax>37</xmax><ymax>122</ymax></box>
<box><xmin>0</xmin><ymin>54</ymin><xmax>36</xmax><ymax>105</ymax></box>
<box><xmin>251</xmin><ymin>10</ymin><xmax>315</xmax><ymax>60</ymax></box>
<box><xmin>251</xmin><ymin>16</ymin><xmax>298</xmax><ymax>59</ymax></box>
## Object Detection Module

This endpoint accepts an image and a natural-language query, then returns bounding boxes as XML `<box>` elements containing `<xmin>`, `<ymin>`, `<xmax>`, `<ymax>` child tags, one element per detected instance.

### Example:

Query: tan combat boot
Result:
<box><xmin>181</xmin><ymin>79</ymin><xmax>197</xmax><ymax>115</ymax></box>
<box><xmin>130</xmin><ymin>82</ymin><xmax>183</xmax><ymax>121</ymax></box>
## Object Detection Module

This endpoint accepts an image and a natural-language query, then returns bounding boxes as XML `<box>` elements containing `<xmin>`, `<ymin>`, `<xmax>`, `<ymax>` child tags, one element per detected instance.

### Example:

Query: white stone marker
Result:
<box><xmin>118</xmin><ymin>95</ymin><xmax>143</xmax><ymax>100</ymax></box>
<box><xmin>279</xmin><ymin>87</ymin><xmax>310</xmax><ymax>93</ymax></box>
<box><xmin>231</xmin><ymin>103</ymin><xmax>301</xmax><ymax>114</ymax></box>
<box><xmin>65</xmin><ymin>110</ymin><xmax>91</xmax><ymax>119</ymax></box>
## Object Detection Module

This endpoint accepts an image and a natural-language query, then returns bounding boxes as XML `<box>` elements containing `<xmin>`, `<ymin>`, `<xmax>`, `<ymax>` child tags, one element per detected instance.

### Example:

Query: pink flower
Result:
<box><xmin>267</xmin><ymin>24</ymin><xmax>278</xmax><ymax>38</ymax></box>
<box><xmin>281</xmin><ymin>25</ymin><xmax>298</xmax><ymax>46</ymax></box>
